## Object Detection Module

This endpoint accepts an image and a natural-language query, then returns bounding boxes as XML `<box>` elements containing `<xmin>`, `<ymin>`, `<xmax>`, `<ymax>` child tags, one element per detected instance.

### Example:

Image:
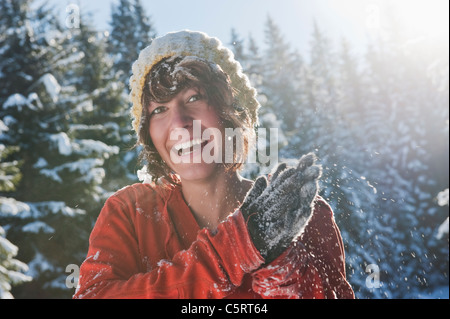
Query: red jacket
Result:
<box><xmin>73</xmin><ymin>182</ymin><xmax>354</xmax><ymax>299</ymax></box>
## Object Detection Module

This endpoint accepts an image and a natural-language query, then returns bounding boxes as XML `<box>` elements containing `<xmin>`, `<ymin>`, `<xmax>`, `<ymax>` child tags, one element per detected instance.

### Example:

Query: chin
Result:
<box><xmin>175</xmin><ymin>162</ymin><xmax>222</xmax><ymax>182</ymax></box>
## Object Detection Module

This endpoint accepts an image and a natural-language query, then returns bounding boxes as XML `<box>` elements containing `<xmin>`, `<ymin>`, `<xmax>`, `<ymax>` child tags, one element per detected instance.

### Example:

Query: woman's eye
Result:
<box><xmin>151</xmin><ymin>106</ymin><xmax>166</xmax><ymax>116</ymax></box>
<box><xmin>188</xmin><ymin>94</ymin><xmax>201</xmax><ymax>103</ymax></box>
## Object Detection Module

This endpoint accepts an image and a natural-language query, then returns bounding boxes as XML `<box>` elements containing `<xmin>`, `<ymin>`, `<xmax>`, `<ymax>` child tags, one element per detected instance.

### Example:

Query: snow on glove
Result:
<box><xmin>241</xmin><ymin>153</ymin><xmax>322</xmax><ymax>264</ymax></box>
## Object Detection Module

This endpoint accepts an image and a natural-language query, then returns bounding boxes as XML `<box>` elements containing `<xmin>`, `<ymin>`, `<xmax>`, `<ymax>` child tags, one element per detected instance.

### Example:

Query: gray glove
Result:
<box><xmin>241</xmin><ymin>153</ymin><xmax>322</xmax><ymax>263</ymax></box>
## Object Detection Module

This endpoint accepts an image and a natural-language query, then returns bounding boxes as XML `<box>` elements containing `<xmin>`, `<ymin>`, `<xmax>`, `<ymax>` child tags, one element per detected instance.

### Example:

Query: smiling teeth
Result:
<box><xmin>174</xmin><ymin>138</ymin><xmax>208</xmax><ymax>154</ymax></box>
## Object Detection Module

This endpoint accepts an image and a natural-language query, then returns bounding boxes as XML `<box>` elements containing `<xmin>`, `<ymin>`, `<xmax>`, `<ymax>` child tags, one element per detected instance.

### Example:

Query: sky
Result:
<box><xmin>47</xmin><ymin>0</ymin><xmax>449</xmax><ymax>57</ymax></box>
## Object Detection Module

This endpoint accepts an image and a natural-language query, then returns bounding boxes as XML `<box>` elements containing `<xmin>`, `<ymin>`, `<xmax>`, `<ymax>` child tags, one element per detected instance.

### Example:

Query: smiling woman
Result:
<box><xmin>73</xmin><ymin>30</ymin><xmax>354</xmax><ymax>299</ymax></box>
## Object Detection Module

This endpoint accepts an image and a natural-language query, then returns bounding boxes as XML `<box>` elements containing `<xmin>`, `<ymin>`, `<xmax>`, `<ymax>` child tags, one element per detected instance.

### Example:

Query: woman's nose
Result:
<box><xmin>169</xmin><ymin>104</ymin><xmax>192</xmax><ymax>131</ymax></box>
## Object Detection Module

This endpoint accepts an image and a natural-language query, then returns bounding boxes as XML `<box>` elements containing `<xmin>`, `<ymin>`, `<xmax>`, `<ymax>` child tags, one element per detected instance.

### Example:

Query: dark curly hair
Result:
<box><xmin>137</xmin><ymin>56</ymin><xmax>255</xmax><ymax>184</ymax></box>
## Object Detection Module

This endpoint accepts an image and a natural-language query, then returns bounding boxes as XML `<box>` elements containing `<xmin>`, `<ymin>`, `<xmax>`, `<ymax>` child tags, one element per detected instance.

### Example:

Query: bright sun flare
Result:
<box><xmin>392</xmin><ymin>0</ymin><xmax>449</xmax><ymax>40</ymax></box>
<box><xmin>334</xmin><ymin>0</ymin><xmax>449</xmax><ymax>42</ymax></box>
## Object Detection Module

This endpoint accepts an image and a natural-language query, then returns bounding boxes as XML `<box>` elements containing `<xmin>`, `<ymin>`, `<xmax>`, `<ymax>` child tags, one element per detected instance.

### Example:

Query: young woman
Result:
<box><xmin>73</xmin><ymin>30</ymin><xmax>354</xmax><ymax>299</ymax></box>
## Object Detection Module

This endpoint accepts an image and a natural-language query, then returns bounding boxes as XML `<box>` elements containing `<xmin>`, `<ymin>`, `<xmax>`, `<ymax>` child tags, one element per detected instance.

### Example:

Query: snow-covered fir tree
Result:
<box><xmin>346</xmin><ymin>24</ymin><xmax>449</xmax><ymax>297</ymax></box>
<box><xmin>0</xmin><ymin>119</ymin><xmax>32</xmax><ymax>299</ymax></box>
<box><xmin>228</xmin><ymin>28</ymin><xmax>287</xmax><ymax>178</ymax></box>
<box><xmin>261</xmin><ymin>16</ymin><xmax>304</xmax><ymax>132</ymax></box>
<box><xmin>108</xmin><ymin>0</ymin><xmax>156</xmax><ymax>85</ymax></box>
<box><xmin>0</xmin><ymin>222</ymin><xmax>31</xmax><ymax>298</ymax></box>
<box><xmin>107</xmin><ymin>0</ymin><xmax>157</xmax><ymax>183</ymax></box>
<box><xmin>0</xmin><ymin>0</ymin><xmax>124</xmax><ymax>298</ymax></box>
<box><xmin>235</xmin><ymin>16</ymin><xmax>448</xmax><ymax>298</ymax></box>
<box><xmin>229</xmin><ymin>28</ymin><xmax>247</xmax><ymax>66</ymax></box>
<box><xmin>67</xmin><ymin>12</ymin><xmax>138</xmax><ymax>194</ymax></box>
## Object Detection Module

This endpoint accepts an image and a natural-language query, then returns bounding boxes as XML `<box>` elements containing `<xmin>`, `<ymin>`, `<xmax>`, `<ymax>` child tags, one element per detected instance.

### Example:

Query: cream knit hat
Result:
<box><xmin>129</xmin><ymin>30</ymin><xmax>260</xmax><ymax>135</ymax></box>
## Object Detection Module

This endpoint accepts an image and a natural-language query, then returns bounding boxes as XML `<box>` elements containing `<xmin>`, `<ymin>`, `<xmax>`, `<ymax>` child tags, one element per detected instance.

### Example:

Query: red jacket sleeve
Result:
<box><xmin>251</xmin><ymin>197</ymin><xmax>355</xmax><ymax>299</ymax></box>
<box><xmin>73</xmin><ymin>193</ymin><xmax>264</xmax><ymax>299</ymax></box>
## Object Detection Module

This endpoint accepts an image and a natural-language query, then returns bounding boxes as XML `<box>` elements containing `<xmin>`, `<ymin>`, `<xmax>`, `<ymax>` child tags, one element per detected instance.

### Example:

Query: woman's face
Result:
<box><xmin>147</xmin><ymin>86</ymin><xmax>225</xmax><ymax>182</ymax></box>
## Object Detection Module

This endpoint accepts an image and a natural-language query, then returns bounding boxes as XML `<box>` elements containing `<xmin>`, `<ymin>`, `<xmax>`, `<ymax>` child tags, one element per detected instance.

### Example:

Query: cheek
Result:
<box><xmin>149</xmin><ymin>123</ymin><xmax>167</xmax><ymax>156</ymax></box>
<box><xmin>203</xmin><ymin>107</ymin><xmax>224</xmax><ymax>130</ymax></box>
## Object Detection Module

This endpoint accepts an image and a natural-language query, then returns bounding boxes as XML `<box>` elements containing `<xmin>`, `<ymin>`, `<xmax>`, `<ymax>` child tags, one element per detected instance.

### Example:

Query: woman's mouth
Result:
<box><xmin>173</xmin><ymin>138</ymin><xmax>210</xmax><ymax>157</ymax></box>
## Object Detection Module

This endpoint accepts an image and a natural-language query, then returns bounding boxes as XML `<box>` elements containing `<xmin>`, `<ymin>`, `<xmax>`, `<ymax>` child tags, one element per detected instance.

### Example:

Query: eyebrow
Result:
<box><xmin>147</xmin><ymin>86</ymin><xmax>203</xmax><ymax>110</ymax></box>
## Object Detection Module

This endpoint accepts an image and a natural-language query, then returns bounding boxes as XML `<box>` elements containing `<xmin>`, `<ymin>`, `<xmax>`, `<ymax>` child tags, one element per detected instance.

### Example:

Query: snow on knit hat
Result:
<box><xmin>129</xmin><ymin>30</ymin><xmax>260</xmax><ymax>135</ymax></box>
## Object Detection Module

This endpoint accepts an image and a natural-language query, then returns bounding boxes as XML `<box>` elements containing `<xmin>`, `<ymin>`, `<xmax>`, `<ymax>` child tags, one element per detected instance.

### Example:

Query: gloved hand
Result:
<box><xmin>240</xmin><ymin>153</ymin><xmax>322</xmax><ymax>263</ymax></box>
